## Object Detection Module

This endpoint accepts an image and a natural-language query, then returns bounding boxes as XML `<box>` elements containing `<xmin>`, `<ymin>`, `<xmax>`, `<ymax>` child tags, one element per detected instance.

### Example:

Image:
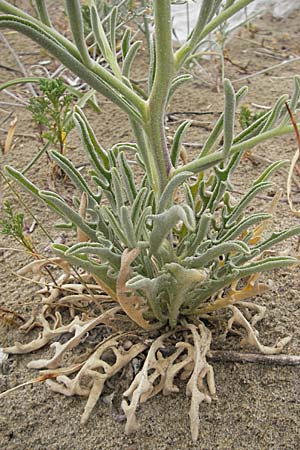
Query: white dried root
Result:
<box><xmin>226</xmin><ymin>305</ymin><xmax>291</xmax><ymax>355</ymax></box>
<box><xmin>185</xmin><ymin>323</ymin><xmax>216</xmax><ymax>442</ymax></box>
<box><xmin>122</xmin><ymin>334</ymin><xmax>169</xmax><ymax>434</ymax></box>
<box><xmin>122</xmin><ymin>323</ymin><xmax>215</xmax><ymax>442</ymax></box>
<box><xmin>237</xmin><ymin>301</ymin><xmax>267</xmax><ymax>327</ymax></box>
<box><xmin>46</xmin><ymin>334</ymin><xmax>146</xmax><ymax>424</ymax></box>
<box><xmin>3</xmin><ymin>306</ymin><xmax>119</xmax><ymax>362</ymax></box>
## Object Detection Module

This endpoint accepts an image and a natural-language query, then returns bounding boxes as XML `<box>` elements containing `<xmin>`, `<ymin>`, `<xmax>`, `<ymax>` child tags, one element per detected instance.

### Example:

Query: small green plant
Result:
<box><xmin>0</xmin><ymin>0</ymin><xmax>300</xmax><ymax>442</ymax></box>
<box><xmin>0</xmin><ymin>200</ymin><xmax>35</xmax><ymax>253</ymax></box>
<box><xmin>27</xmin><ymin>78</ymin><xmax>74</xmax><ymax>154</ymax></box>
<box><xmin>239</xmin><ymin>105</ymin><xmax>266</xmax><ymax>130</ymax></box>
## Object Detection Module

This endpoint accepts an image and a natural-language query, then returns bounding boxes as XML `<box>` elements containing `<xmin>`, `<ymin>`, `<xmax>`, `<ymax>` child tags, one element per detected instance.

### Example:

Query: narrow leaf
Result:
<box><xmin>223</xmin><ymin>78</ymin><xmax>235</xmax><ymax>158</ymax></box>
<box><xmin>34</xmin><ymin>0</ymin><xmax>52</xmax><ymax>27</ymax></box>
<box><xmin>39</xmin><ymin>190</ymin><xmax>98</xmax><ymax>241</ymax></box>
<box><xmin>65</xmin><ymin>0</ymin><xmax>91</xmax><ymax>66</ymax></box>
<box><xmin>109</xmin><ymin>6</ymin><xmax>118</xmax><ymax>55</ymax></box>
<box><xmin>184</xmin><ymin>241</ymin><xmax>250</xmax><ymax>269</ymax></box>
<box><xmin>50</xmin><ymin>150</ymin><xmax>101</xmax><ymax>203</ymax></box>
<box><xmin>149</xmin><ymin>205</ymin><xmax>195</xmax><ymax>255</ymax></box>
<box><xmin>122</xmin><ymin>41</ymin><xmax>142</xmax><ymax>78</ymax></box>
<box><xmin>120</xmin><ymin>206</ymin><xmax>137</xmax><ymax>248</ymax></box>
<box><xmin>158</xmin><ymin>171</ymin><xmax>192</xmax><ymax>212</ymax></box>
<box><xmin>66</xmin><ymin>242</ymin><xmax>121</xmax><ymax>269</ymax></box>
<box><xmin>261</xmin><ymin>94</ymin><xmax>289</xmax><ymax>133</ymax></box>
<box><xmin>121</xmin><ymin>28</ymin><xmax>131</xmax><ymax>59</ymax></box>
<box><xmin>171</xmin><ymin>120</ymin><xmax>192</xmax><ymax>168</ymax></box>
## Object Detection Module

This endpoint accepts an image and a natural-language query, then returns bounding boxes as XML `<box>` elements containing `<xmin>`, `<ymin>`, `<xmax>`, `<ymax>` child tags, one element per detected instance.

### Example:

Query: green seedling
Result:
<box><xmin>239</xmin><ymin>105</ymin><xmax>266</xmax><ymax>130</ymax></box>
<box><xmin>0</xmin><ymin>200</ymin><xmax>35</xmax><ymax>253</ymax></box>
<box><xmin>27</xmin><ymin>78</ymin><xmax>74</xmax><ymax>154</ymax></box>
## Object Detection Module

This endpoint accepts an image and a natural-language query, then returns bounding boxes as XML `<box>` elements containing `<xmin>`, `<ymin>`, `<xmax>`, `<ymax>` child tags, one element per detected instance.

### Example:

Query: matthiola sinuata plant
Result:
<box><xmin>1</xmin><ymin>0</ymin><xmax>300</xmax><ymax>442</ymax></box>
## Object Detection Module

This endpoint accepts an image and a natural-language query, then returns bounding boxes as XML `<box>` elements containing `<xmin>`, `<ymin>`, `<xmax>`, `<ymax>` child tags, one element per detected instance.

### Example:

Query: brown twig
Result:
<box><xmin>209</xmin><ymin>350</ymin><xmax>300</xmax><ymax>366</ymax></box>
<box><xmin>224</xmin><ymin>55</ymin><xmax>249</xmax><ymax>73</ymax></box>
<box><xmin>166</xmin><ymin>111</ymin><xmax>215</xmax><ymax>117</ymax></box>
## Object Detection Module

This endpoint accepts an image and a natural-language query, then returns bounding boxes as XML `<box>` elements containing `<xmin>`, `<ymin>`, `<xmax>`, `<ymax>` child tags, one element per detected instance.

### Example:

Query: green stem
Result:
<box><xmin>147</xmin><ymin>0</ymin><xmax>174</xmax><ymax>197</ymax></box>
<box><xmin>230</xmin><ymin>124</ymin><xmax>300</xmax><ymax>154</ymax></box>
<box><xmin>175</xmin><ymin>124</ymin><xmax>300</xmax><ymax>176</ymax></box>
<box><xmin>22</xmin><ymin>141</ymin><xmax>51</xmax><ymax>175</ymax></box>
<box><xmin>174</xmin><ymin>151</ymin><xmax>224</xmax><ymax>176</ymax></box>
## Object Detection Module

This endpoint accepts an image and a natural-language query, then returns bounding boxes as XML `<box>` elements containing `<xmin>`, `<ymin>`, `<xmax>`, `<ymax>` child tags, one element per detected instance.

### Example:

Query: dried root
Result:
<box><xmin>46</xmin><ymin>334</ymin><xmax>146</xmax><ymax>424</ymax></box>
<box><xmin>185</xmin><ymin>323</ymin><xmax>216</xmax><ymax>442</ymax></box>
<box><xmin>225</xmin><ymin>304</ymin><xmax>291</xmax><ymax>354</ymax></box>
<box><xmin>122</xmin><ymin>322</ymin><xmax>215</xmax><ymax>442</ymax></box>
<box><xmin>3</xmin><ymin>305</ymin><xmax>119</xmax><ymax>359</ymax></box>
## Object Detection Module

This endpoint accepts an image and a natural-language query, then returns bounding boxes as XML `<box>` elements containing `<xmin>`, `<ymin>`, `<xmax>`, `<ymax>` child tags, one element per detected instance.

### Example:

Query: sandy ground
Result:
<box><xmin>0</xmin><ymin>3</ymin><xmax>300</xmax><ymax>450</ymax></box>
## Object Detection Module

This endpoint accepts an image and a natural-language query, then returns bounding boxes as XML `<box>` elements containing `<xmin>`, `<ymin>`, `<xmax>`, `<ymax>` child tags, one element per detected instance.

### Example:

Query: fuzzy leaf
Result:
<box><xmin>121</xmin><ymin>28</ymin><xmax>131</xmax><ymax>59</ymax></box>
<box><xmin>34</xmin><ymin>0</ymin><xmax>52</xmax><ymax>27</ymax></box>
<box><xmin>225</xmin><ymin>181</ymin><xmax>272</xmax><ymax>226</ymax></box>
<box><xmin>255</xmin><ymin>226</ymin><xmax>300</xmax><ymax>254</ymax></box>
<box><xmin>39</xmin><ymin>190</ymin><xmax>98</xmax><ymax>241</ymax></box>
<box><xmin>127</xmin><ymin>273</ymin><xmax>169</xmax><ymax>324</ymax></box>
<box><xmin>218</xmin><ymin>213</ymin><xmax>271</xmax><ymax>243</ymax></box>
<box><xmin>109</xmin><ymin>6</ymin><xmax>118</xmax><ymax>55</ymax></box>
<box><xmin>117</xmin><ymin>152</ymin><xmax>137</xmax><ymax>205</ymax></box>
<box><xmin>185</xmin><ymin>213</ymin><xmax>212</xmax><ymax>257</ymax></box>
<box><xmin>223</xmin><ymin>79</ymin><xmax>235</xmax><ymax>158</ymax></box>
<box><xmin>167</xmin><ymin>74</ymin><xmax>193</xmax><ymax>104</ymax></box>
<box><xmin>5</xmin><ymin>165</ymin><xmax>62</xmax><ymax>216</ymax></box>
<box><xmin>52</xmin><ymin>243</ymin><xmax>117</xmax><ymax>299</ymax></box>
<box><xmin>171</xmin><ymin>120</ymin><xmax>192</xmax><ymax>168</ymax></box>
<box><xmin>122</xmin><ymin>41</ymin><xmax>142</xmax><ymax>78</ymax></box>
<box><xmin>252</xmin><ymin>160</ymin><xmax>287</xmax><ymax>186</ymax></box>
<box><xmin>120</xmin><ymin>206</ymin><xmax>137</xmax><ymax>248</ymax></box>
<box><xmin>184</xmin><ymin>241</ymin><xmax>251</xmax><ymax>269</ymax></box>
<box><xmin>261</xmin><ymin>94</ymin><xmax>289</xmax><ymax>133</ymax></box>
<box><xmin>0</xmin><ymin>16</ymin><xmax>142</xmax><ymax>121</ymax></box>
<box><xmin>135</xmin><ymin>206</ymin><xmax>152</xmax><ymax>242</ymax></box>
<box><xmin>66</xmin><ymin>242</ymin><xmax>121</xmax><ymax>269</ymax></box>
<box><xmin>131</xmin><ymin>187</ymin><xmax>148</xmax><ymax>225</ymax></box>
<box><xmin>65</xmin><ymin>0</ymin><xmax>90</xmax><ymax>66</ymax></box>
<box><xmin>102</xmin><ymin>205</ymin><xmax>127</xmax><ymax>245</ymax></box>
<box><xmin>149</xmin><ymin>205</ymin><xmax>195</xmax><ymax>255</ymax></box>
<box><xmin>73</xmin><ymin>107</ymin><xmax>110</xmax><ymax>181</ymax></box>
<box><xmin>50</xmin><ymin>150</ymin><xmax>101</xmax><ymax>203</ymax></box>
<box><xmin>280</xmin><ymin>75</ymin><xmax>300</xmax><ymax>126</ymax></box>
<box><xmin>158</xmin><ymin>171</ymin><xmax>192</xmax><ymax>212</ymax></box>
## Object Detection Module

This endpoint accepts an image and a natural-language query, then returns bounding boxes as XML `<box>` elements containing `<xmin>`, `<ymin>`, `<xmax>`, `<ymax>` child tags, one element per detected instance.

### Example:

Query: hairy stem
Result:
<box><xmin>174</xmin><ymin>124</ymin><xmax>300</xmax><ymax>176</ymax></box>
<box><xmin>146</xmin><ymin>0</ymin><xmax>174</xmax><ymax>197</ymax></box>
